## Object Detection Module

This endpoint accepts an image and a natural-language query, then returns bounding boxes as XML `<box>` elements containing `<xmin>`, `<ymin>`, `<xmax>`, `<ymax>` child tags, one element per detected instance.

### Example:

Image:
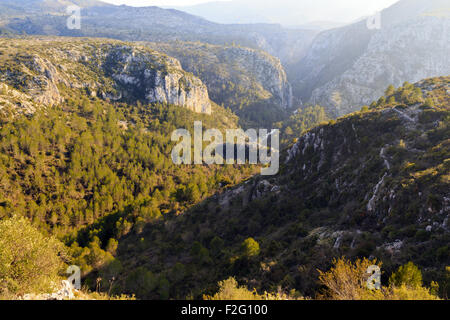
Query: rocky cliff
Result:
<box><xmin>102</xmin><ymin>45</ymin><xmax>211</xmax><ymax>114</ymax></box>
<box><xmin>292</xmin><ymin>0</ymin><xmax>450</xmax><ymax>117</ymax></box>
<box><xmin>145</xmin><ymin>41</ymin><xmax>292</xmax><ymax>126</ymax></box>
<box><xmin>0</xmin><ymin>38</ymin><xmax>212</xmax><ymax>114</ymax></box>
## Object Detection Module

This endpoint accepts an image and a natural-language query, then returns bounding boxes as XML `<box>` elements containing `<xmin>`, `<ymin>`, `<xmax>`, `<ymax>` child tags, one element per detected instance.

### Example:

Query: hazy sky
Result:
<box><xmin>102</xmin><ymin>0</ymin><xmax>400</xmax><ymax>23</ymax></box>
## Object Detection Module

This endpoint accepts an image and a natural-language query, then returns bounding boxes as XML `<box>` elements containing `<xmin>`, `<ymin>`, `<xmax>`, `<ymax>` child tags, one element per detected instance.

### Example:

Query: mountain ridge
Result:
<box><xmin>0</xmin><ymin>0</ymin><xmax>318</xmax><ymax>67</ymax></box>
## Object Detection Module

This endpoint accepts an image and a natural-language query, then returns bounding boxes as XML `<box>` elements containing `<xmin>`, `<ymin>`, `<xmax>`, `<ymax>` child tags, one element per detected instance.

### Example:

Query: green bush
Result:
<box><xmin>389</xmin><ymin>262</ymin><xmax>423</xmax><ymax>288</ymax></box>
<box><xmin>0</xmin><ymin>216</ymin><xmax>66</xmax><ymax>297</ymax></box>
<box><xmin>241</xmin><ymin>238</ymin><xmax>260</xmax><ymax>258</ymax></box>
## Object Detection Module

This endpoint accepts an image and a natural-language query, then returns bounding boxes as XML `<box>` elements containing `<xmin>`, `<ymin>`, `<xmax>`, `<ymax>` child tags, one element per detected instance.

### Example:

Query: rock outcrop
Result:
<box><xmin>221</xmin><ymin>46</ymin><xmax>293</xmax><ymax>109</ymax></box>
<box><xmin>21</xmin><ymin>280</ymin><xmax>75</xmax><ymax>300</ymax></box>
<box><xmin>103</xmin><ymin>45</ymin><xmax>211</xmax><ymax>114</ymax></box>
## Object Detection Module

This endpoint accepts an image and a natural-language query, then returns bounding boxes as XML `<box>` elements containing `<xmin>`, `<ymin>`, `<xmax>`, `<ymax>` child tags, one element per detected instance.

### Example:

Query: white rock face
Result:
<box><xmin>21</xmin><ymin>280</ymin><xmax>76</xmax><ymax>300</ymax></box>
<box><xmin>145</xmin><ymin>71</ymin><xmax>211</xmax><ymax>114</ymax></box>
<box><xmin>104</xmin><ymin>45</ymin><xmax>212</xmax><ymax>114</ymax></box>
<box><xmin>293</xmin><ymin>1</ymin><xmax>450</xmax><ymax>117</ymax></box>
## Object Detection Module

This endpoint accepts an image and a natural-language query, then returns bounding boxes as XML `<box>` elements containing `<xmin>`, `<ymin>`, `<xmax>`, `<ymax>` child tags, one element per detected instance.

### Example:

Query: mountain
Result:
<box><xmin>110</xmin><ymin>77</ymin><xmax>450</xmax><ymax>299</ymax></box>
<box><xmin>0</xmin><ymin>0</ymin><xmax>317</xmax><ymax>66</ymax></box>
<box><xmin>0</xmin><ymin>37</ymin><xmax>212</xmax><ymax>114</ymax></box>
<box><xmin>144</xmin><ymin>41</ymin><xmax>293</xmax><ymax>127</ymax></box>
<box><xmin>291</xmin><ymin>0</ymin><xmax>450</xmax><ymax>117</ymax></box>
<box><xmin>294</xmin><ymin>21</ymin><xmax>348</xmax><ymax>31</ymax></box>
<box><xmin>2</xmin><ymin>0</ymin><xmax>448</xmax><ymax>121</ymax></box>
<box><xmin>0</xmin><ymin>0</ymin><xmax>110</xmax><ymax>17</ymax></box>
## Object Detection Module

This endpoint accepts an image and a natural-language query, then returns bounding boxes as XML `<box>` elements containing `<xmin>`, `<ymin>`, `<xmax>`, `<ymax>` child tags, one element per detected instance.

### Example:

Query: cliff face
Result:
<box><xmin>292</xmin><ymin>0</ymin><xmax>450</xmax><ymax>117</ymax></box>
<box><xmin>145</xmin><ymin>72</ymin><xmax>211</xmax><ymax>114</ymax></box>
<box><xmin>146</xmin><ymin>42</ymin><xmax>292</xmax><ymax>118</ymax></box>
<box><xmin>310</xmin><ymin>17</ymin><xmax>449</xmax><ymax>117</ymax></box>
<box><xmin>221</xmin><ymin>46</ymin><xmax>293</xmax><ymax>109</ymax></box>
<box><xmin>102</xmin><ymin>45</ymin><xmax>211</xmax><ymax>114</ymax></box>
<box><xmin>0</xmin><ymin>38</ymin><xmax>212</xmax><ymax>114</ymax></box>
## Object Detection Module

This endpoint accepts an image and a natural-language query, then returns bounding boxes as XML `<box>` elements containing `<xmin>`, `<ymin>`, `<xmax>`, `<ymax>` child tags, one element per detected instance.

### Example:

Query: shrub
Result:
<box><xmin>125</xmin><ymin>267</ymin><xmax>157</xmax><ymax>298</ymax></box>
<box><xmin>317</xmin><ymin>257</ymin><xmax>381</xmax><ymax>300</ymax></box>
<box><xmin>389</xmin><ymin>262</ymin><xmax>423</xmax><ymax>288</ymax></box>
<box><xmin>0</xmin><ymin>216</ymin><xmax>66</xmax><ymax>297</ymax></box>
<box><xmin>318</xmin><ymin>258</ymin><xmax>440</xmax><ymax>300</ymax></box>
<box><xmin>385</xmin><ymin>85</ymin><xmax>396</xmax><ymax>96</ymax></box>
<box><xmin>360</xmin><ymin>106</ymin><xmax>369</xmax><ymax>113</ymax></box>
<box><xmin>386</xmin><ymin>284</ymin><xmax>439</xmax><ymax>300</ymax></box>
<box><xmin>204</xmin><ymin>277</ymin><xmax>304</xmax><ymax>300</ymax></box>
<box><xmin>204</xmin><ymin>277</ymin><xmax>260</xmax><ymax>300</ymax></box>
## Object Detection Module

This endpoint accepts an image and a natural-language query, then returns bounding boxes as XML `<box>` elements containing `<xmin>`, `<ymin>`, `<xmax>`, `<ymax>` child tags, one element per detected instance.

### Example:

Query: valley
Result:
<box><xmin>0</xmin><ymin>0</ymin><xmax>448</xmax><ymax>302</ymax></box>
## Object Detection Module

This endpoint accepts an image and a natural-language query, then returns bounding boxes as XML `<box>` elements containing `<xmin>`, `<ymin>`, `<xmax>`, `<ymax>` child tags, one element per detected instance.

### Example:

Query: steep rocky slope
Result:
<box><xmin>0</xmin><ymin>37</ymin><xmax>211</xmax><ymax>114</ymax></box>
<box><xmin>145</xmin><ymin>42</ymin><xmax>293</xmax><ymax>125</ymax></box>
<box><xmin>112</xmin><ymin>77</ymin><xmax>449</xmax><ymax>299</ymax></box>
<box><xmin>292</xmin><ymin>0</ymin><xmax>450</xmax><ymax>117</ymax></box>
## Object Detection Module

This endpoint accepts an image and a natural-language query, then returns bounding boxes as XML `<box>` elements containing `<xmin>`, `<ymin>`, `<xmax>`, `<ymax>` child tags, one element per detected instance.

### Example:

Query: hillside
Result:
<box><xmin>0</xmin><ymin>36</ymin><xmax>264</xmax><ymax>299</ymax></box>
<box><xmin>291</xmin><ymin>0</ymin><xmax>450</xmax><ymax>117</ymax></box>
<box><xmin>145</xmin><ymin>41</ymin><xmax>293</xmax><ymax>127</ymax></box>
<box><xmin>110</xmin><ymin>77</ymin><xmax>449</xmax><ymax>299</ymax></box>
<box><xmin>0</xmin><ymin>37</ymin><xmax>212</xmax><ymax>114</ymax></box>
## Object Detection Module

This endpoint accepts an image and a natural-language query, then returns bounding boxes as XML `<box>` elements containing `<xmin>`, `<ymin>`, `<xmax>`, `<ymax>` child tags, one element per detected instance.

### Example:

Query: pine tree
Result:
<box><xmin>385</xmin><ymin>85</ymin><xmax>395</xmax><ymax>96</ymax></box>
<box><xmin>389</xmin><ymin>262</ymin><xmax>423</xmax><ymax>288</ymax></box>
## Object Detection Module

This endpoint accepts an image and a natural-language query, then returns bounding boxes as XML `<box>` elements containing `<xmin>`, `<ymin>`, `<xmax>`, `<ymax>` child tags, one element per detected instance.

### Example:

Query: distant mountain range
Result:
<box><xmin>0</xmin><ymin>0</ymin><xmax>317</xmax><ymax>66</ymax></box>
<box><xmin>0</xmin><ymin>0</ymin><xmax>449</xmax><ymax>118</ymax></box>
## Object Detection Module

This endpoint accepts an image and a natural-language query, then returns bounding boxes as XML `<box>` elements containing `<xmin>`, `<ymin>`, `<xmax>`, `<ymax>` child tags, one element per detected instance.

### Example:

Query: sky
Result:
<box><xmin>101</xmin><ymin>0</ymin><xmax>400</xmax><ymax>24</ymax></box>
